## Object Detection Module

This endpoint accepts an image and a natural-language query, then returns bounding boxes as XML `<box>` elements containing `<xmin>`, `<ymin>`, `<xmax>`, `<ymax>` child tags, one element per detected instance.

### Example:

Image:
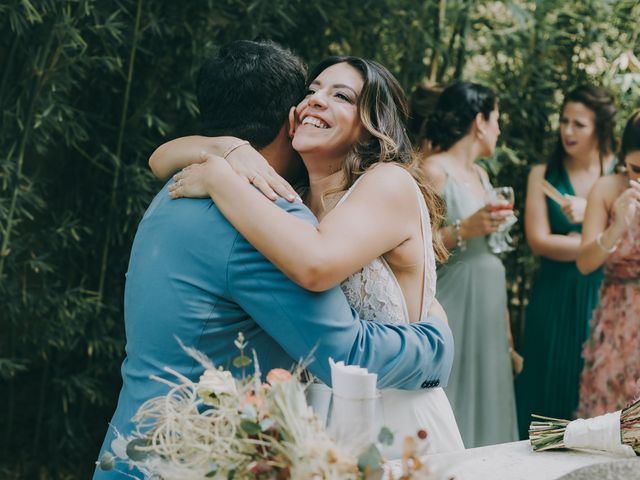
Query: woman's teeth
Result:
<box><xmin>302</xmin><ymin>117</ymin><xmax>328</xmax><ymax>129</ymax></box>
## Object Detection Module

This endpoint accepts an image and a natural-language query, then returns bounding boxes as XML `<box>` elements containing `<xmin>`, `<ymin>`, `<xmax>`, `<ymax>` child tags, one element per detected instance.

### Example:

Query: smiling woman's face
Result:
<box><xmin>292</xmin><ymin>62</ymin><xmax>364</xmax><ymax>163</ymax></box>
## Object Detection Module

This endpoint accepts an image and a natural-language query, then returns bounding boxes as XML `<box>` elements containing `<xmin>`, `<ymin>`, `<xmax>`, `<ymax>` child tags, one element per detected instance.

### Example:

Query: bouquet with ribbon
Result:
<box><xmin>529</xmin><ymin>398</ymin><xmax>640</xmax><ymax>456</ymax></box>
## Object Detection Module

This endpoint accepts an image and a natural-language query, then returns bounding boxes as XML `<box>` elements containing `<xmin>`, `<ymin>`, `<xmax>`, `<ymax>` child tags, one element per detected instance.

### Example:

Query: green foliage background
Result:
<box><xmin>1</xmin><ymin>0</ymin><xmax>639</xmax><ymax>477</ymax></box>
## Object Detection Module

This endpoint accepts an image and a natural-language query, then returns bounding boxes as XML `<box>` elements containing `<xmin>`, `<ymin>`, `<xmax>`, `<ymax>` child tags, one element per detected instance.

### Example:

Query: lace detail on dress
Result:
<box><xmin>341</xmin><ymin>258</ymin><xmax>408</xmax><ymax>324</ymax></box>
<box><xmin>337</xmin><ymin>167</ymin><xmax>437</xmax><ymax>325</ymax></box>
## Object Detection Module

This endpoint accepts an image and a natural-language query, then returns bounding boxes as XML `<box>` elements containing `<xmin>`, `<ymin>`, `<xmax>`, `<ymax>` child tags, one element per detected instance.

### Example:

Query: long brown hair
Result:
<box><xmin>308</xmin><ymin>56</ymin><xmax>447</xmax><ymax>262</ymax></box>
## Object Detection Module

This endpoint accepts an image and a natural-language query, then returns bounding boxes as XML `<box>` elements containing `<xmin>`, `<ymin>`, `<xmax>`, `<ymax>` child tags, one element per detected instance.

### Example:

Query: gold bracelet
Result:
<box><xmin>222</xmin><ymin>140</ymin><xmax>250</xmax><ymax>159</ymax></box>
<box><xmin>595</xmin><ymin>232</ymin><xmax>617</xmax><ymax>253</ymax></box>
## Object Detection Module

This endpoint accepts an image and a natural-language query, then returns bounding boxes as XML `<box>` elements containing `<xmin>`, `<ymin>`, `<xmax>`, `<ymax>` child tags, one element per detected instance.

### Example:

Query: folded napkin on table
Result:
<box><xmin>327</xmin><ymin>358</ymin><xmax>380</xmax><ymax>450</ymax></box>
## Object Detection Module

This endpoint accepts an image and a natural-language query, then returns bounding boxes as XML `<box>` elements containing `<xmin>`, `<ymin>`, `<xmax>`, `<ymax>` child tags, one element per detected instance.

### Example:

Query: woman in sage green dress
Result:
<box><xmin>516</xmin><ymin>85</ymin><xmax>617</xmax><ymax>438</ymax></box>
<box><xmin>421</xmin><ymin>82</ymin><xmax>519</xmax><ymax>448</ymax></box>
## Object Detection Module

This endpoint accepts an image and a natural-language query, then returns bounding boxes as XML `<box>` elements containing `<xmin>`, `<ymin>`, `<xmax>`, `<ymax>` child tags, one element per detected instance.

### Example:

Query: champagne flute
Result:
<box><xmin>487</xmin><ymin>186</ymin><xmax>516</xmax><ymax>254</ymax></box>
<box><xmin>488</xmin><ymin>186</ymin><xmax>515</xmax><ymax>215</ymax></box>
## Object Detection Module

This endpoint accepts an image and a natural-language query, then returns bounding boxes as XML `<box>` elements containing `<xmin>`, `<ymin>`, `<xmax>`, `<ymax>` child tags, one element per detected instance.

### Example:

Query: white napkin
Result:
<box><xmin>327</xmin><ymin>359</ymin><xmax>380</xmax><ymax>451</ymax></box>
<box><xmin>329</xmin><ymin>358</ymin><xmax>377</xmax><ymax>399</ymax></box>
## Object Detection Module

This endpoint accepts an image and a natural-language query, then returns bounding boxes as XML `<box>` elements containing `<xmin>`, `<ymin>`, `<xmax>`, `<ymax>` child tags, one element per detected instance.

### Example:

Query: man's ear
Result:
<box><xmin>288</xmin><ymin>106</ymin><xmax>298</xmax><ymax>138</ymax></box>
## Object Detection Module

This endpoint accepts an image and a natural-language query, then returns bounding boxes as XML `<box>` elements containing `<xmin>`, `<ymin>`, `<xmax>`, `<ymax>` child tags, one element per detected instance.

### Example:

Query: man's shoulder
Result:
<box><xmin>142</xmin><ymin>182</ymin><xmax>228</xmax><ymax>229</ymax></box>
<box><xmin>273</xmin><ymin>197</ymin><xmax>317</xmax><ymax>226</ymax></box>
<box><xmin>130</xmin><ymin>182</ymin><xmax>238</xmax><ymax>270</ymax></box>
<box><xmin>145</xmin><ymin>183</ymin><xmax>316</xmax><ymax>227</ymax></box>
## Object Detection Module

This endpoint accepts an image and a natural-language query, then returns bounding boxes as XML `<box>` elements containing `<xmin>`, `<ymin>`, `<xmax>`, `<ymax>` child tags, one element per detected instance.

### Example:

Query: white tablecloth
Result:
<box><xmin>386</xmin><ymin>440</ymin><xmax>635</xmax><ymax>479</ymax></box>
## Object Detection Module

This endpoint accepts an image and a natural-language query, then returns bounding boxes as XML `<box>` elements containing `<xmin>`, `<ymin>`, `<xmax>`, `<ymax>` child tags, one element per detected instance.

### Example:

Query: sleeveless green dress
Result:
<box><xmin>515</xmin><ymin>165</ymin><xmax>605</xmax><ymax>439</ymax></box>
<box><xmin>437</xmin><ymin>170</ymin><xmax>519</xmax><ymax>448</ymax></box>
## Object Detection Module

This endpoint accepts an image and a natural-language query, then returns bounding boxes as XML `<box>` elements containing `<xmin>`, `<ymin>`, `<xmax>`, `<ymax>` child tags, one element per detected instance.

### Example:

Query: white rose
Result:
<box><xmin>197</xmin><ymin>369</ymin><xmax>237</xmax><ymax>401</ymax></box>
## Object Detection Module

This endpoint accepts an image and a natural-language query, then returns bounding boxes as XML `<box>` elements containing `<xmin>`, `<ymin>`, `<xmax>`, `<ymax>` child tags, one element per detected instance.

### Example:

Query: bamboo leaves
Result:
<box><xmin>1</xmin><ymin>0</ymin><xmax>639</xmax><ymax>478</ymax></box>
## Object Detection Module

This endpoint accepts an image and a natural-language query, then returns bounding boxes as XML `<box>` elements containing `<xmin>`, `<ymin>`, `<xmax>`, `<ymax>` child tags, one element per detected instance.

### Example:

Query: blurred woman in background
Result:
<box><xmin>516</xmin><ymin>85</ymin><xmax>616</xmax><ymax>437</ymax></box>
<box><xmin>575</xmin><ymin>110</ymin><xmax>640</xmax><ymax>417</ymax></box>
<box><xmin>408</xmin><ymin>82</ymin><xmax>443</xmax><ymax>158</ymax></box>
<box><xmin>421</xmin><ymin>81</ymin><xmax>519</xmax><ymax>448</ymax></box>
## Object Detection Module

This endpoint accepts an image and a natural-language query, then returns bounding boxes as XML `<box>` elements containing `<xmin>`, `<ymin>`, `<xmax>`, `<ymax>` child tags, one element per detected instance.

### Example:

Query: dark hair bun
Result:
<box><xmin>425</xmin><ymin>81</ymin><xmax>496</xmax><ymax>151</ymax></box>
<box><xmin>425</xmin><ymin>110</ymin><xmax>468</xmax><ymax>151</ymax></box>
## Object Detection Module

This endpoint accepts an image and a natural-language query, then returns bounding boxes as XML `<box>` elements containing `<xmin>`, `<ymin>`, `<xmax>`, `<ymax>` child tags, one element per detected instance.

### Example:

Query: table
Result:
<box><xmin>386</xmin><ymin>440</ymin><xmax>637</xmax><ymax>479</ymax></box>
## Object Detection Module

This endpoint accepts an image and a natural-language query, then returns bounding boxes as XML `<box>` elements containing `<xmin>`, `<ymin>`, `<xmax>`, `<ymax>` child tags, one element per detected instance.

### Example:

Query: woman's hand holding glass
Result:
<box><xmin>462</xmin><ymin>203</ymin><xmax>511</xmax><ymax>239</ymax></box>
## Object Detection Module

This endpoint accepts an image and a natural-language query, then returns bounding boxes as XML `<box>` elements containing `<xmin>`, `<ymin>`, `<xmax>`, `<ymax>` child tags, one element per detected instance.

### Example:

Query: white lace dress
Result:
<box><xmin>338</xmin><ymin>173</ymin><xmax>464</xmax><ymax>458</ymax></box>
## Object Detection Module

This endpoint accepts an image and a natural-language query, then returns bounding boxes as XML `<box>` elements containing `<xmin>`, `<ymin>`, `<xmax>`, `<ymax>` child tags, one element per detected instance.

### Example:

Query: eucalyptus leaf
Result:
<box><xmin>357</xmin><ymin>443</ymin><xmax>383</xmax><ymax>473</ymax></box>
<box><xmin>126</xmin><ymin>438</ymin><xmax>153</xmax><ymax>462</ymax></box>
<box><xmin>377</xmin><ymin>426</ymin><xmax>394</xmax><ymax>446</ymax></box>
<box><xmin>240</xmin><ymin>419</ymin><xmax>262</xmax><ymax>435</ymax></box>
<box><xmin>232</xmin><ymin>355</ymin><xmax>252</xmax><ymax>368</ymax></box>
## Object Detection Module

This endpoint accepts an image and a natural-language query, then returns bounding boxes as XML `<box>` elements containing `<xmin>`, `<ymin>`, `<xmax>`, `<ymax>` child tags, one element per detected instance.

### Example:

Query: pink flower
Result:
<box><xmin>266</xmin><ymin>368</ymin><xmax>292</xmax><ymax>384</ymax></box>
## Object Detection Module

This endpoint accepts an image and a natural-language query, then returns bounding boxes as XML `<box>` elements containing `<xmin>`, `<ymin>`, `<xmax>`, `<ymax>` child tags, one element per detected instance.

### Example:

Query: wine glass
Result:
<box><xmin>486</xmin><ymin>186</ymin><xmax>516</xmax><ymax>254</ymax></box>
<box><xmin>325</xmin><ymin>391</ymin><xmax>384</xmax><ymax>453</ymax></box>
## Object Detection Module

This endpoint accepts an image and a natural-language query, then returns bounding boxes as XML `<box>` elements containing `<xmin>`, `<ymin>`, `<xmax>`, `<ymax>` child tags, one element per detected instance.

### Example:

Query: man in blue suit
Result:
<box><xmin>94</xmin><ymin>40</ymin><xmax>453</xmax><ymax>478</ymax></box>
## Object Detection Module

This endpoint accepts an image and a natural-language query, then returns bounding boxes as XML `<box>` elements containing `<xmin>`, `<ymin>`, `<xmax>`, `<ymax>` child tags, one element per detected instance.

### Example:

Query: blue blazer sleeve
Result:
<box><xmin>227</xmin><ymin>198</ymin><xmax>454</xmax><ymax>390</ymax></box>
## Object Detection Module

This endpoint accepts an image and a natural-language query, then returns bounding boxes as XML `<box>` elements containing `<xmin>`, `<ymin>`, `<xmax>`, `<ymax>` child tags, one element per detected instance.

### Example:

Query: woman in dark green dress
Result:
<box><xmin>516</xmin><ymin>85</ymin><xmax>617</xmax><ymax>438</ymax></box>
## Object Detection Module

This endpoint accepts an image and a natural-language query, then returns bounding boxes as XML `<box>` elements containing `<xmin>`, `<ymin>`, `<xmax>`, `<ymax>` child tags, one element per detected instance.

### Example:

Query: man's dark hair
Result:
<box><xmin>196</xmin><ymin>40</ymin><xmax>306</xmax><ymax>149</ymax></box>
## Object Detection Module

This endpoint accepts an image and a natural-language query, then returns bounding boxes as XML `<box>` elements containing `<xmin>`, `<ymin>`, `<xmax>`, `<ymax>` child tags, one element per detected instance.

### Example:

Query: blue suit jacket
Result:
<box><xmin>94</xmin><ymin>181</ymin><xmax>454</xmax><ymax>478</ymax></box>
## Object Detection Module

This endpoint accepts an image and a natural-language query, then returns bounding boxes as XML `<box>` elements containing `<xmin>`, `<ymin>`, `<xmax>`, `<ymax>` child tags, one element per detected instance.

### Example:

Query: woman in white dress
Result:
<box><xmin>151</xmin><ymin>56</ymin><xmax>464</xmax><ymax>457</ymax></box>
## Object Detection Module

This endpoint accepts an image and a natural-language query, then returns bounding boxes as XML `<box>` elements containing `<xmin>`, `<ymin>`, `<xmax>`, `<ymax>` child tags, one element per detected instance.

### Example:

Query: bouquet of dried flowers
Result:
<box><xmin>529</xmin><ymin>397</ymin><xmax>640</xmax><ymax>456</ymax></box>
<box><xmin>98</xmin><ymin>334</ymin><xmax>441</xmax><ymax>479</ymax></box>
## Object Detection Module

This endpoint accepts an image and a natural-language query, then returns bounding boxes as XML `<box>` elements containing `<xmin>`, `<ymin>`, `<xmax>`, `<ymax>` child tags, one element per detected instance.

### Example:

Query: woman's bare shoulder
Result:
<box><xmin>360</xmin><ymin>162</ymin><xmax>417</xmax><ymax>191</ymax></box>
<box><xmin>528</xmin><ymin>163</ymin><xmax>547</xmax><ymax>180</ymax></box>
<box><xmin>420</xmin><ymin>155</ymin><xmax>448</xmax><ymax>191</ymax></box>
<box><xmin>592</xmin><ymin>173</ymin><xmax>627</xmax><ymax>202</ymax></box>
<box><xmin>344</xmin><ymin>163</ymin><xmax>419</xmax><ymax>212</ymax></box>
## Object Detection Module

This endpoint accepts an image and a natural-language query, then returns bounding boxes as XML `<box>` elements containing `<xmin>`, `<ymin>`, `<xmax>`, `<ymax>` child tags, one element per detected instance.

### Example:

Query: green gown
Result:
<box><xmin>437</xmin><ymin>169</ymin><xmax>519</xmax><ymax>448</ymax></box>
<box><xmin>515</xmin><ymin>165</ymin><xmax>604</xmax><ymax>439</ymax></box>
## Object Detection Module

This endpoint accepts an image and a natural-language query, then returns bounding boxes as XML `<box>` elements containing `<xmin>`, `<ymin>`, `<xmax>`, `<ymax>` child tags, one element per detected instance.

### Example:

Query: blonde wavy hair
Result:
<box><xmin>308</xmin><ymin>56</ymin><xmax>447</xmax><ymax>263</ymax></box>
